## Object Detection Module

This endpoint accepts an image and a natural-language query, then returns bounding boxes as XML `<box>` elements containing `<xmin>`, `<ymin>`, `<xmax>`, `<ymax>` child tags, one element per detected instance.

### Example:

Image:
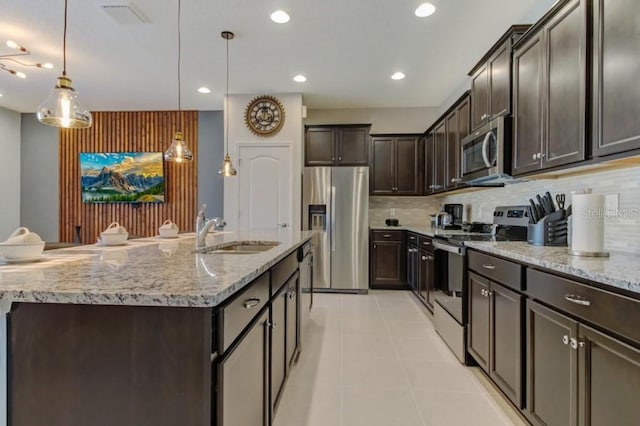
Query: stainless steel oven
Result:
<box><xmin>461</xmin><ymin>116</ymin><xmax>512</xmax><ymax>183</ymax></box>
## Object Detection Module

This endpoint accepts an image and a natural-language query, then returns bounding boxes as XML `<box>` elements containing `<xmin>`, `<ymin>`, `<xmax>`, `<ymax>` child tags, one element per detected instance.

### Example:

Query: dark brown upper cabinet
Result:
<box><xmin>370</xmin><ymin>135</ymin><xmax>422</xmax><ymax>195</ymax></box>
<box><xmin>592</xmin><ymin>0</ymin><xmax>640</xmax><ymax>157</ymax></box>
<box><xmin>512</xmin><ymin>0</ymin><xmax>587</xmax><ymax>176</ymax></box>
<box><xmin>469</xmin><ymin>25</ymin><xmax>531</xmax><ymax>131</ymax></box>
<box><xmin>304</xmin><ymin>125</ymin><xmax>370</xmax><ymax>166</ymax></box>
<box><xmin>446</xmin><ymin>95</ymin><xmax>471</xmax><ymax>190</ymax></box>
<box><xmin>424</xmin><ymin>92</ymin><xmax>470</xmax><ymax>195</ymax></box>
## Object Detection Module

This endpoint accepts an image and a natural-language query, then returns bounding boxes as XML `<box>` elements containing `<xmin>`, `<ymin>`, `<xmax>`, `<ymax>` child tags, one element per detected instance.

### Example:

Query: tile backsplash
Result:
<box><xmin>441</xmin><ymin>166</ymin><xmax>640</xmax><ymax>254</ymax></box>
<box><xmin>369</xmin><ymin>197</ymin><xmax>441</xmax><ymax>227</ymax></box>
<box><xmin>369</xmin><ymin>166</ymin><xmax>640</xmax><ymax>254</ymax></box>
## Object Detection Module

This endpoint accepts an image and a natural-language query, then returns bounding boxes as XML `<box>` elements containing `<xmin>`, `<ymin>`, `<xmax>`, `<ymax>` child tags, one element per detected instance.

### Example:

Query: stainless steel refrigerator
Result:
<box><xmin>302</xmin><ymin>167</ymin><xmax>369</xmax><ymax>293</ymax></box>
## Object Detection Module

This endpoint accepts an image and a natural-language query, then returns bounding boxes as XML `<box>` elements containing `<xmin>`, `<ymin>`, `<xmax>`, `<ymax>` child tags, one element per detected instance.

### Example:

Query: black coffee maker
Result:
<box><xmin>443</xmin><ymin>204</ymin><xmax>464</xmax><ymax>229</ymax></box>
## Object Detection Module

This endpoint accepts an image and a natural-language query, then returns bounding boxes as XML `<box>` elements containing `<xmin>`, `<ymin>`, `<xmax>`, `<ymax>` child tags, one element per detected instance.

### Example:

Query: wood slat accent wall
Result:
<box><xmin>59</xmin><ymin>111</ymin><xmax>198</xmax><ymax>243</ymax></box>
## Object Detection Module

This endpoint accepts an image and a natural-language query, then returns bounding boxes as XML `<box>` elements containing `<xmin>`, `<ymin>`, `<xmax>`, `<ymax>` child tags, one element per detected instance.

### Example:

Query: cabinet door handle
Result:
<box><xmin>243</xmin><ymin>298</ymin><xmax>261</xmax><ymax>309</ymax></box>
<box><xmin>421</xmin><ymin>256</ymin><xmax>428</xmax><ymax>261</ymax></box>
<box><xmin>383</xmin><ymin>234</ymin><xmax>392</xmax><ymax>238</ymax></box>
<box><xmin>564</xmin><ymin>294</ymin><xmax>591</xmax><ymax>306</ymax></box>
<box><xmin>272</xmin><ymin>322</ymin><xmax>278</xmax><ymax>329</ymax></box>
<box><xmin>482</xmin><ymin>264</ymin><xmax>496</xmax><ymax>270</ymax></box>
<box><xmin>570</xmin><ymin>337</ymin><xmax>579</xmax><ymax>350</ymax></box>
<box><xmin>332</xmin><ymin>157</ymin><xmax>335</xmax><ymax>161</ymax></box>
<box><xmin>562</xmin><ymin>335</ymin><xmax>569</xmax><ymax>345</ymax></box>
<box><xmin>338</xmin><ymin>157</ymin><xmax>342</xmax><ymax>161</ymax></box>
<box><xmin>532</xmin><ymin>153</ymin><xmax>537</xmax><ymax>160</ymax></box>
<box><xmin>288</xmin><ymin>291</ymin><xmax>296</xmax><ymax>299</ymax></box>
<box><xmin>480</xmin><ymin>289</ymin><xmax>486</xmax><ymax>297</ymax></box>
<box><xmin>422</xmin><ymin>241</ymin><xmax>431</xmax><ymax>246</ymax></box>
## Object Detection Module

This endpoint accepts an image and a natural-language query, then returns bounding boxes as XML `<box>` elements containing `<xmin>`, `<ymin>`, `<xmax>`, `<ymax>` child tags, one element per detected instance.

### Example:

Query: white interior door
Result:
<box><xmin>237</xmin><ymin>145</ymin><xmax>292</xmax><ymax>231</ymax></box>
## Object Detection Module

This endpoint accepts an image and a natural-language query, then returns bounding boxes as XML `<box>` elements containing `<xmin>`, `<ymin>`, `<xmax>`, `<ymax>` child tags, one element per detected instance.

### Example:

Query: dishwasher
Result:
<box><xmin>297</xmin><ymin>241</ymin><xmax>313</xmax><ymax>350</ymax></box>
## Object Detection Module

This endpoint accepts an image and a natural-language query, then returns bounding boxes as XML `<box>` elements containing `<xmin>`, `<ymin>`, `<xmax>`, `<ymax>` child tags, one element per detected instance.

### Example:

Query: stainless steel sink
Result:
<box><xmin>208</xmin><ymin>241</ymin><xmax>280</xmax><ymax>255</ymax></box>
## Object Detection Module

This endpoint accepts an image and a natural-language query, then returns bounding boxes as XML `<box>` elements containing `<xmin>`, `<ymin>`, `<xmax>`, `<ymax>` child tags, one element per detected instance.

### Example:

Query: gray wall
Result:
<box><xmin>0</xmin><ymin>107</ymin><xmax>21</xmax><ymax>240</ymax></box>
<box><xmin>20</xmin><ymin>113</ymin><xmax>59</xmax><ymax>241</ymax></box>
<box><xmin>197</xmin><ymin>111</ymin><xmax>225</xmax><ymax>219</ymax></box>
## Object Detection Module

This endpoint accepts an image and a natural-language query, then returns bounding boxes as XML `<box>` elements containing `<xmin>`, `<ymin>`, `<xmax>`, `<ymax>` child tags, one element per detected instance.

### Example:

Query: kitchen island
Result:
<box><xmin>0</xmin><ymin>230</ymin><xmax>313</xmax><ymax>426</ymax></box>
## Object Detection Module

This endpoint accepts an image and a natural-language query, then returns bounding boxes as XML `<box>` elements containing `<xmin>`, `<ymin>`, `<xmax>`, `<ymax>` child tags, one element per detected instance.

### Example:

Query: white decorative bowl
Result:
<box><xmin>159</xmin><ymin>228</ymin><xmax>179</xmax><ymax>238</ymax></box>
<box><xmin>99</xmin><ymin>232</ymin><xmax>129</xmax><ymax>246</ymax></box>
<box><xmin>0</xmin><ymin>242</ymin><xmax>45</xmax><ymax>260</ymax></box>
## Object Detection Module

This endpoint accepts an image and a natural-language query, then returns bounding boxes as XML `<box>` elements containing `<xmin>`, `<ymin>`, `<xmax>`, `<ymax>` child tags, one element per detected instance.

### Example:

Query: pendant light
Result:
<box><xmin>164</xmin><ymin>0</ymin><xmax>193</xmax><ymax>162</ymax></box>
<box><xmin>37</xmin><ymin>0</ymin><xmax>92</xmax><ymax>128</ymax></box>
<box><xmin>218</xmin><ymin>31</ymin><xmax>237</xmax><ymax>176</ymax></box>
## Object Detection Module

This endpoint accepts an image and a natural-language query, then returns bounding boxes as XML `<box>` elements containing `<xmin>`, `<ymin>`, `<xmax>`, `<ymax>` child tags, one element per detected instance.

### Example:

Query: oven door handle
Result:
<box><xmin>481</xmin><ymin>131</ymin><xmax>494</xmax><ymax>168</ymax></box>
<box><xmin>432</xmin><ymin>240</ymin><xmax>464</xmax><ymax>255</ymax></box>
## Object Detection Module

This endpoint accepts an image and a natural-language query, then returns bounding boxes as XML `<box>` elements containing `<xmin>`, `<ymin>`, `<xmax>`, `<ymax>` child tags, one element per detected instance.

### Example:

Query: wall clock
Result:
<box><xmin>244</xmin><ymin>95</ymin><xmax>286</xmax><ymax>136</ymax></box>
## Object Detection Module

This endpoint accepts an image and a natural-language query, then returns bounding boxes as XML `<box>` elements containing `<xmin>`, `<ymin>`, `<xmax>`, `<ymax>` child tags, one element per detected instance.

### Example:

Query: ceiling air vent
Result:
<box><xmin>101</xmin><ymin>3</ymin><xmax>148</xmax><ymax>25</ymax></box>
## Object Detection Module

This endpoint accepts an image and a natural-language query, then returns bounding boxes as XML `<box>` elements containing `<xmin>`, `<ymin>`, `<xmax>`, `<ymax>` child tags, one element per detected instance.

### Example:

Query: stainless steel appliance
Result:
<box><xmin>432</xmin><ymin>205</ymin><xmax>529</xmax><ymax>363</ymax></box>
<box><xmin>443</xmin><ymin>203</ymin><xmax>464</xmax><ymax>226</ymax></box>
<box><xmin>461</xmin><ymin>116</ymin><xmax>512</xmax><ymax>185</ymax></box>
<box><xmin>302</xmin><ymin>167</ymin><xmax>369</xmax><ymax>293</ymax></box>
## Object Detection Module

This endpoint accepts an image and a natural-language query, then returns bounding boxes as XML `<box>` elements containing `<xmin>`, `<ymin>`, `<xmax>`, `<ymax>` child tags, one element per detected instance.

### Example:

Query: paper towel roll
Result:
<box><xmin>571</xmin><ymin>193</ymin><xmax>607</xmax><ymax>255</ymax></box>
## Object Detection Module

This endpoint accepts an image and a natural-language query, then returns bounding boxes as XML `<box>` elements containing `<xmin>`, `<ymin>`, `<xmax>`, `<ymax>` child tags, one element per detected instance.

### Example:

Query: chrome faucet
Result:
<box><xmin>196</xmin><ymin>204</ymin><xmax>226</xmax><ymax>250</ymax></box>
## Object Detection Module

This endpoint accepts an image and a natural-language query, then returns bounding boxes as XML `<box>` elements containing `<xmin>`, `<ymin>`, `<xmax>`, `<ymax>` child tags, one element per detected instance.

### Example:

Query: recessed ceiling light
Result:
<box><xmin>41</xmin><ymin>63</ymin><xmax>54</xmax><ymax>69</ymax></box>
<box><xmin>293</xmin><ymin>75</ymin><xmax>307</xmax><ymax>83</ymax></box>
<box><xmin>391</xmin><ymin>72</ymin><xmax>406</xmax><ymax>80</ymax></box>
<box><xmin>15</xmin><ymin>71</ymin><xmax>26</xmax><ymax>79</ymax></box>
<box><xmin>198</xmin><ymin>87</ymin><xmax>211</xmax><ymax>94</ymax></box>
<box><xmin>415</xmin><ymin>3</ymin><xmax>436</xmax><ymax>17</ymax></box>
<box><xmin>271</xmin><ymin>10</ymin><xmax>290</xmax><ymax>24</ymax></box>
<box><xmin>6</xmin><ymin>40</ymin><xmax>19</xmax><ymax>49</ymax></box>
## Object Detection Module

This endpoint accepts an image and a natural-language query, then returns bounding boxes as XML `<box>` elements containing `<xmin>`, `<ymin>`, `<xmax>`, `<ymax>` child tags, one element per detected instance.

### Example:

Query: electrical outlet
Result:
<box><xmin>605</xmin><ymin>193</ymin><xmax>619</xmax><ymax>216</ymax></box>
<box><xmin>390</xmin><ymin>208</ymin><xmax>396</xmax><ymax>217</ymax></box>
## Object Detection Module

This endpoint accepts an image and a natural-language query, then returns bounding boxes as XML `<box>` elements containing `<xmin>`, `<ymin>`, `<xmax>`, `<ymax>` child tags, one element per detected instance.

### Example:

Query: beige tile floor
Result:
<box><xmin>274</xmin><ymin>290</ymin><xmax>529</xmax><ymax>426</ymax></box>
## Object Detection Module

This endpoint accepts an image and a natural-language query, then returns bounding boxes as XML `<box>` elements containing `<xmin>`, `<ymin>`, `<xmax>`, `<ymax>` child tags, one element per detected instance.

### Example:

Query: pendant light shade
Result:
<box><xmin>37</xmin><ymin>76</ymin><xmax>92</xmax><ymax>128</ymax></box>
<box><xmin>164</xmin><ymin>0</ymin><xmax>193</xmax><ymax>162</ymax></box>
<box><xmin>164</xmin><ymin>131</ymin><xmax>193</xmax><ymax>162</ymax></box>
<box><xmin>37</xmin><ymin>0</ymin><xmax>92</xmax><ymax>129</ymax></box>
<box><xmin>218</xmin><ymin>154</ymin><xmax>237</xmax><ymax>176</ymax></box>
<box><xmin>218</xmin><ymin>31</ymin><xmax>237</xmax><ymax>177</ymax></box>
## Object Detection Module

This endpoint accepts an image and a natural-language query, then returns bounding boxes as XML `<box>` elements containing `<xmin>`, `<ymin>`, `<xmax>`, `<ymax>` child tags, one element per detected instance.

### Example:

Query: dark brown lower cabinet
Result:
<box><xmin>527</xmin><ymin>298</ymin><xmax>640</xmax><ymax>426</ymax></box>
<box><xmin>218</xmin><ymin>309</ymin><xmax>270</xmax><ymax>426</ymax></box>
<box><xmin>468</xmin><ymin>273</ymin><xmax>523</xmax><ymax>407</ymax></box>
<box><xmin>370</xmin><ymin>234</ymin><xmax>406</xmax><ymax>289</ymax></box>
<box><xmin>526</xmin><ymin>300</ymin><xmax>578</xmax><ymax>426</ymax></box>
<box><xmin>578</xmin><ymin>324</ymin><xmax>640</xmax><ymax>425</ymax></box>
<box><xmin>418</xmin><ymin>248</ymin><xmax>435</xmax><ymax>311</ymax></box>
<box><xmin>286</xmin><ymin>273</ymin><xmax>300</xmax><ymax>369</ymax></box>
<box><xmin>271</xmin><ymin>283</ymin><xmax>288</xmax><ymax>414</ymax></box>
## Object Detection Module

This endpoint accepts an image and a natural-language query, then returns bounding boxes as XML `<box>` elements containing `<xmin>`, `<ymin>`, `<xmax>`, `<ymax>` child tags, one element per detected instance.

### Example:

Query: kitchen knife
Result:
<box><xmin>545</xmin><ymin>192</ymin><xmax>556</xmax><ymax>213</ymax></box>
<box><xmin>527</xmin><ymin>205</ymin><xmax>535</xmax><ymax>224</ymax></box>
<box><xmin>536</xmin><ymin>194</ymin><xmax>549</xmax><ymax>216</ymax></box>
<box><xmin>528</xmin><ymin>199</ymin><xmax>539</xmax><ymax>223</ymax></box>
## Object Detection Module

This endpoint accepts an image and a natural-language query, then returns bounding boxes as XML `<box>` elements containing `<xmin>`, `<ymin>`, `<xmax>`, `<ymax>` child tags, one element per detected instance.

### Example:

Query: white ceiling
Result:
<box><xmin>0</xmin><ymin>0</ymin><xmax>556</xmax><ymax>113</ymax></box>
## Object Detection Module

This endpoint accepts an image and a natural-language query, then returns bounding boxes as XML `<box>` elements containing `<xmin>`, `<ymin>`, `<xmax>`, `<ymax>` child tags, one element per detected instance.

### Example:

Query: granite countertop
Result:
<box><xmin>0</xmin><ymin>231</ymin><xmax>314</xmax><ymax>308</ymax></box>
<box><xmin>464</xmin><ymin>241</ymin><xmax>640</xmax><ymax>296</ymax></box>
<box><xmin>370</xmin><ymin>225</ymin><xmax>481</xmax><ymax>238</ymax></box>
<box><xmin>371</xmin><ymin>225</ymin><xmax>640</xmax><ymax>296</ymax></box>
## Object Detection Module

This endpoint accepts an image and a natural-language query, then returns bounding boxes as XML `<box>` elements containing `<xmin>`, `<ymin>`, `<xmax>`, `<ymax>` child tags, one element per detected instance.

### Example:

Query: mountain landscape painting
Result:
<box><xmin>80</xmin><ymin>152</ymin><xmax>165</xmax><ymax>203</ymax></box>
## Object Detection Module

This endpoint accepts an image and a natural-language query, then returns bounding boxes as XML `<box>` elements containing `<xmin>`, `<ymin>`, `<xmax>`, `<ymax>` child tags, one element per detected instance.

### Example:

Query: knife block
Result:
<box><xmin>527</xmin><ymin>210</ymin><xmax>568</xmax><ymax>246</ymax></box>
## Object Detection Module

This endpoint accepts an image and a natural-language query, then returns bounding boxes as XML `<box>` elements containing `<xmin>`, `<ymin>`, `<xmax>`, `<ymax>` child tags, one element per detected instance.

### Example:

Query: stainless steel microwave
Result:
<box><xmin>460</xmin><ymin>116</ymin><xmax>512</xmax><ymax>184</ymax></box>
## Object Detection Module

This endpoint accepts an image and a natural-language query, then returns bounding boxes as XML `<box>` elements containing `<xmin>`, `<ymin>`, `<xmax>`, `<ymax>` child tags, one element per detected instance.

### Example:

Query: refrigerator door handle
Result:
<box><xmin>330</xmin><ymin>185</ymin><xmax>336</xmax><ymax>252</ymax></box>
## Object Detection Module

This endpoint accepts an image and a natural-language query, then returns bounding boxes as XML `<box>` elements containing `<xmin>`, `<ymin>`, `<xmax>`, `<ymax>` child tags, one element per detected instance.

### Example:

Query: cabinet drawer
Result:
<box><xmin>407</xmin><ymin>232</ymin><xmax>419</xmax><ymax>246</ymax></box>
<box><xmin>371</xmin><ymin>230</ymin><xmax>404</xmax><ymax>242</ymax></box>
<box><xmin>417</xmin><ymin>235</ymin><xmax>433</xmax><ymax>251</ymax></box>
<box><xmin>468</xmin><ymin>250</ymin><xmax>522</xmax><ymax>290</ymax></box>
<box><xmin>527</xmin><ymin>269</ymin><xmax>640</xmax><ymax>346</ymax></box>
<box><xmin>217</xmin><ymin>271</ymin><xmax>270</xmax><ymax>354</ymax></box>
<box><xmin>272</xmin><ymin>252</ymin><xmax>298</xmax><ymax>295</ymax></box>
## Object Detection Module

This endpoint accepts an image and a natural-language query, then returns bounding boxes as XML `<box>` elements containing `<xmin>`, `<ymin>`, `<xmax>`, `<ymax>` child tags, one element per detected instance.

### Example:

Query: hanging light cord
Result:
<box><xmin>62</xmin><ymin>0</ymin><xmax>68</xmax><ymax>76</ymax></box>
<box><xmin>177</xmin><ymin>0</ymin><xmax>182</xmax><ymax>132</ymax></box>
<box><xmin>225</xmin><ymin>35</ymin><xmax>230</xmax><ymax>156</ymax></box>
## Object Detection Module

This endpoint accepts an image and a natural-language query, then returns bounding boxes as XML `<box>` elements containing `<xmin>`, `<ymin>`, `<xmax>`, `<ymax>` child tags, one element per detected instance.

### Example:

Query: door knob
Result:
<box><xmin>278</xmin><ymin>223</ymin><xmax>289</xmax><ymax>228</ymax></box>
